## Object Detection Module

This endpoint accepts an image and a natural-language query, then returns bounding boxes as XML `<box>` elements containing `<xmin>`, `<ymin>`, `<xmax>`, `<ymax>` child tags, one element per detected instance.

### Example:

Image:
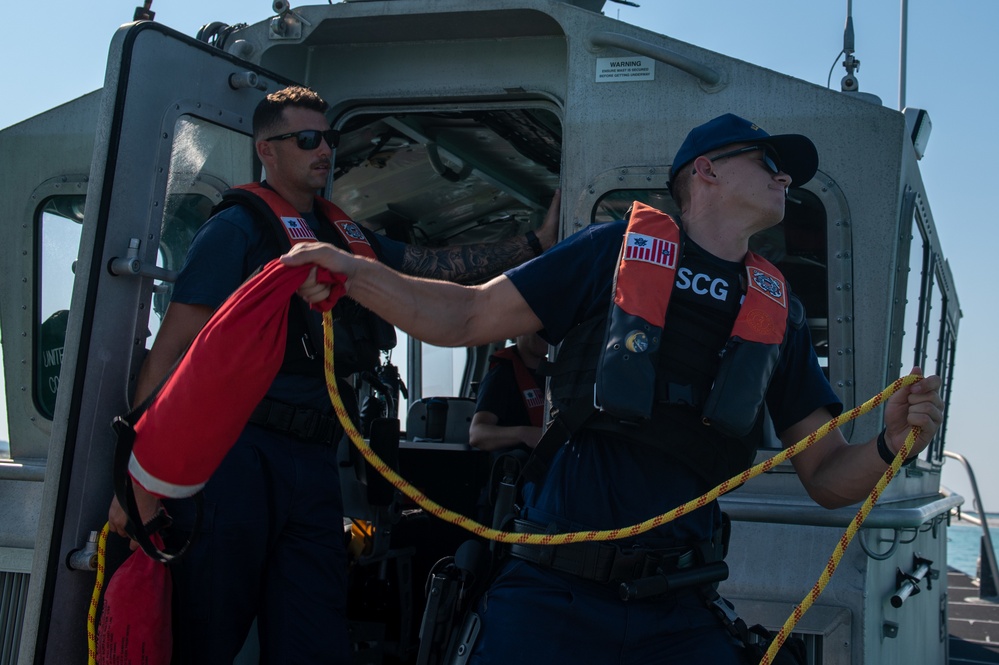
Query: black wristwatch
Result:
<box><xmin>876</xmin><ymin>428</ymin><xmax>918</xmax><ymax>465</ymax></box>
<box><xmin>876</xmin><ymin>428</ymin><xmax>896</xmax><ymax>465</ymax></box>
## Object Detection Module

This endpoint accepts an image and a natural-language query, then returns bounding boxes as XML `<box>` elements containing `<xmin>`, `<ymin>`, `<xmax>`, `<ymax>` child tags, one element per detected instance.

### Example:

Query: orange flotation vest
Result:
<box><xmin>229</xmin><ymin>183</ymin><xmax>378</xmax><ymax>258</ymax></box>
<box><xmin>525</xmin><ymin>202</ymin><xmax>800</xmax><ymax>485</ymax></box>
<box><xmin>596</xmin><ymin>201</ymin><xmax>788</xmax><ymax>435</ymax></box>
<box><xmin>489</xmin><ymin>347</ymin><xmax>545</xmax><ymax>428</ymax></box>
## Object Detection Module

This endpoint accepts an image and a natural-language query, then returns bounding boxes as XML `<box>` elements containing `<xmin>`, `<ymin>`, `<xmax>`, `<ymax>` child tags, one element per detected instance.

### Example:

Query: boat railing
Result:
<box><xmin>943</xmin><ymin>450</ymin><xmax>999</xmax><ymax>598</ymax></box>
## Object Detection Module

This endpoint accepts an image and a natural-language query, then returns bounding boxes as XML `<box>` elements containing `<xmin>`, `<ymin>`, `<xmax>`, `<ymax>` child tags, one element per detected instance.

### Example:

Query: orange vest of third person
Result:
<box><xmin>489</xmin><ymin>347</ymin><xmax>545</xmax><ymax>428</ymax></box>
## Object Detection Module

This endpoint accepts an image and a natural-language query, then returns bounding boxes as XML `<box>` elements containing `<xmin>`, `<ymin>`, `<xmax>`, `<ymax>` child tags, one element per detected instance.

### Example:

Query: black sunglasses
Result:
<box><xmin>708</xmin><ymin>145</ymin><xmax>782</xmax><ymax>175</ymax></box>
<box><xmin>264</xmin><ymin>128</ymin><xmax>340</xmax><ymax>150</ymax></box>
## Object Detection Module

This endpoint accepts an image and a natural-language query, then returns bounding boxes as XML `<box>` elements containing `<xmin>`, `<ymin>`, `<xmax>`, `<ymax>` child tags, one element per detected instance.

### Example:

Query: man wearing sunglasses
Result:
<box><xmin>283</xmin><ymin>113</ymin><xmax>944</xmax><ymax>664</ymax></box>
<box><xmin>108</xmin><ymin>85</ymin><xmax>559</xmax><ymax>664</ymax></box>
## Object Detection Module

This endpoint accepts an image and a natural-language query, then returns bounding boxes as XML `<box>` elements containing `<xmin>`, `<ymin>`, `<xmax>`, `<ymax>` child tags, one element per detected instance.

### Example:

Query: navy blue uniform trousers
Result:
<box><xmin>165</xmin><ymin>424</ymin><xmax>350</xmax><ymax>664</ymax></box>
<box><xmin>469</xmin><ymin>559</ymin><xmax>745</xmax><ymax>664</ymax></box>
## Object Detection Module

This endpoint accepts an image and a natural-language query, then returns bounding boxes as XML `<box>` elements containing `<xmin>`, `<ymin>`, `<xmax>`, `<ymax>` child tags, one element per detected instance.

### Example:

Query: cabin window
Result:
<box><xmin>328</xmin><ymin>104</ymin><xmax>562</xmax><ymax>430</ymax></box>
<box><xmin>901</xmin><ymin>219</ymin><xmax>938</xmax><ymax>373</ymax></box>
<box><xmin>34</xmin><ymin>196</ymin><xmax>85</xmax><ymax>419</ymax></box>
<box><xmin>147</xmin><ymin>115</ymin><xmax>254</xmax><ymax>348</ymax></box>
<box><xmin>899</xmin><ymin>211</ymin><xmax>956</xmax><ymax>460</ymax></box>
<box><xmin>381</xmin><ymin>331</ymin><xmax>469</xmax><ymax>421</ymax></box>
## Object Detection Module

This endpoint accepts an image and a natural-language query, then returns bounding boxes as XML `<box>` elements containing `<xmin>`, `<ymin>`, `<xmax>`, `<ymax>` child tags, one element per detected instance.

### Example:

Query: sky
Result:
<box><xmin>0</xmin><ymin>0</ymin><xmax>995</xmax><ymax>509</ymax></box>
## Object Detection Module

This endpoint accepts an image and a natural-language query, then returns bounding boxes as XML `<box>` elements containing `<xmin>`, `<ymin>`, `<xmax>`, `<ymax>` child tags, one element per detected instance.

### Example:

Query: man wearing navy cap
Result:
<box><xmin>284</xmin><ymin>114</ymin><xmax>943</xmax><ymax>663</ymax></box>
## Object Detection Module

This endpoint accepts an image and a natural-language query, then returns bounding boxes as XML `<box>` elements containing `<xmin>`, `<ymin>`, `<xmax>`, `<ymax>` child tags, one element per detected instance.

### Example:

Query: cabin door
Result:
<box><xmin>0</xmin><ymin>88</ymin><xmax>103</xmax><ymax>665</ymax></box>
<box><xmin>5</xmin><ymin>22</ymin><xmax>297</xmax><ymax>663</ymax></box>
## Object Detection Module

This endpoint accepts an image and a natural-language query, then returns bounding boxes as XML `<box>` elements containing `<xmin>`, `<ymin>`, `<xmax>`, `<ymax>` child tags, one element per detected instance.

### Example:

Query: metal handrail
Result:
<box><xmin>944</xmin><ymin>450</ymin><xmax>999</xmax><ymax>597</ymax></box>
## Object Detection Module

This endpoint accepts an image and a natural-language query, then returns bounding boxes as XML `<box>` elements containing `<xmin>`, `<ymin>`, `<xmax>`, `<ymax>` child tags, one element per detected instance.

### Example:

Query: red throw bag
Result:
<box><xmin>96</xmin><ymin>533</ymin><xmax>172</xmax><ymax>665</ymax></box>
<box><xmin>127</xmin><ymin>259</ymin><xmax>344</xmax><ymax>498</ymax></box>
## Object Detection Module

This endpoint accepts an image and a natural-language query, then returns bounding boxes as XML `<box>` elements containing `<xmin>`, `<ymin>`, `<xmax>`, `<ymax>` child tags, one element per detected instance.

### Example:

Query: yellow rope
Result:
<box><xmin>323</xmin><ymin>313</ymin><xmax>923</xmax><ymax>659</ymax></box>
<box><xmin>87</xmin><ymin>522</ymin><xmax>110</xmax><ymax>665</ymax></box>
<box><xmin>322</xmin><ymin>311</ymin><xmax>918</xmax><ymax>546</ymax></box>
<box><xmin>83</xmin><ymin>311</ymin><xmax>917</xmax><ymax>663</ymax></box>
<box><xmin>759</xmin><ymin>426</ymin><xmax>919</xmax><ymax>664</ymax></box>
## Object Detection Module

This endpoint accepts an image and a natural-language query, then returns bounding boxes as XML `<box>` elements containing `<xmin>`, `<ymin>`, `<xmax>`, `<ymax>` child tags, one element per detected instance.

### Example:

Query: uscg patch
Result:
<box><xmin>623</xmin><ymin>232</ymin><xmax>677</xmax><ymax>269</ymax></box>
<box><xmin>748</xmin><ymin>266</ymin><xmax>787</xmax><ymax>308</ymax></box>
<box><xmin>335</xmin><ymin>220</ymin><xmax>368</xmax><ymax>243</ymax></box>
<box><xmin>280</xmin><ymin>216</ymin><xmax>316</xmax><ymax>241</ymax></box>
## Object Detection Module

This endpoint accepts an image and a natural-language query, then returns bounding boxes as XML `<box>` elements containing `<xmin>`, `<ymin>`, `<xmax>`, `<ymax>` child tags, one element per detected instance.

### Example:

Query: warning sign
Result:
<box><xmin>595</xmin><ymin>56</ymin><xmax>655</xmax><ymax>82</ymax></box>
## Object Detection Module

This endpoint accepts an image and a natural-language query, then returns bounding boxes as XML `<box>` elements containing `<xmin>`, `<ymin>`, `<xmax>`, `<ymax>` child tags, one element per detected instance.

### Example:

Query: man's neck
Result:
<box><xmin>263</xmin><ymin>179</ymin><xmax>315</xmax><ymax>214</ymax></box>
<box><xmin>516</xmin><ymin>347</ymin><xmax>544</xmax><ymax>370</ymax></box>
<box><xmin>681</xmin><ymin>211</ymin><xmax>751</xmax><ymax>263</ymax></box>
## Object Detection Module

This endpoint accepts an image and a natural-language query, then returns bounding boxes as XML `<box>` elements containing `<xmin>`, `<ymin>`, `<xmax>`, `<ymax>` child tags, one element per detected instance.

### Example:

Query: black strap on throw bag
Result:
<box><xmin>111</xmin><ymin>382</ymin><xmax>204</xmax><ymax>564</ymax></box>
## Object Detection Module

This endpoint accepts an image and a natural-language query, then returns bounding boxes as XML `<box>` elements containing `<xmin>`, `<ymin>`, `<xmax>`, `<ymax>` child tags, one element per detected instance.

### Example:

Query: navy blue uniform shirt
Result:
<box><xmin>505</xmin><ymin>220</ymin><xmax>841</xmax><ymax>546</ymax></box>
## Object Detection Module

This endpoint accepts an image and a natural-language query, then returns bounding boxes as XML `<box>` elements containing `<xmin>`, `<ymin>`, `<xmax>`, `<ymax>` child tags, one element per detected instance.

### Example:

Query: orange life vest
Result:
<box><xmin>525</xmin><ymin>202</ymin><xmax>800</xmax><ymax>486</ymax></box>
<box><xmin>489</xmin><ymin>347</ymin><xmax>544</xmax><ymax>428</ymax></box>
<box><xmin>230</xmin><ymin>182</ymin><xmax>378</xmax><ymax>258</ymax></box>
<box><xmin>596</xmin><ymin>201</ymin><xmax>788</xmax><ymax>435</ymax></box>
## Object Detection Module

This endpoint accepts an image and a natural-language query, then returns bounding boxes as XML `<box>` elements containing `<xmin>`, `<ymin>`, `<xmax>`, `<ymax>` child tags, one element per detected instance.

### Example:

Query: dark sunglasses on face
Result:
<box><xmin>707</xmin><ymin>145</ymin><xmax>783</xmax><ymax>175</ymax></box>
<box><xmin>264</xmin><ymin>128</ymin><xmax>340</xmax><ymax>150</ymax></box>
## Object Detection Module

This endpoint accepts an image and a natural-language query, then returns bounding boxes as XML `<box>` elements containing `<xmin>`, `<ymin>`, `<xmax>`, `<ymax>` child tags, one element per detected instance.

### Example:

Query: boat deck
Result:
<box><xmin>948</xmin><ymin>568</ymin><xmax>999</xmax><ymax>664</ymax></box>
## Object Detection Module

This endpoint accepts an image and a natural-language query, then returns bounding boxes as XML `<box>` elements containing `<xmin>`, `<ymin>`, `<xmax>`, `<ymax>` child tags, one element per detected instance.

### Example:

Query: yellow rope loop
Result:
<box><xmin>87</xmin><ymin>522</ymin><xmax>110</xmax><ymax>665</ymax></box>
<box><xmin>322</xmin><ymin>311</ymin><xmax>920</xmax><ymax>546</ymax></box>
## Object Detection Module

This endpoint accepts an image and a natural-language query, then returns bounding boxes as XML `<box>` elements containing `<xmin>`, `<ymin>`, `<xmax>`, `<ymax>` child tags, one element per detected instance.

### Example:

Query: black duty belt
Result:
<box><xmin>249</xmin><ymin>397</ymin><xmax>342</xmax><ymax>445</ymax></box>
<box><xmin>507</xmin><ymin>519</ymin><xmax>695</xmax><ymax>585</ymax></box>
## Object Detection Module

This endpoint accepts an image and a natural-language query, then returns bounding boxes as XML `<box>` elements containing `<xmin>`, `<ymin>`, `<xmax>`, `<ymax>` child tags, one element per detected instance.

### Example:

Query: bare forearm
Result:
<box><xmin>133</xmin><ymin>302</ymin><xmax>213</xmax><ymax>406</ymax></box>
<box><xmin>133</xmin><ymin>352</ymin><xmax>178</xmax><ymax>406</ymax></box>
<box><xmin>345</xmin><ymin>256</ymin><xmax>532</xmax><ymax>347</ymax></box>
<box><xmin>469</xmin><ymin>423</ymin><xmax>542</xmax><ymax>451</ymax></box>
<box><xmin>789</xmin><ymin>374</ymin><xmax>943</xmax><ymax>509</ymax></box>
<box><xmin>794</xmin><ymin>434</ymin><xmax>893</xmax><ymax>508</ymax></box>
<box><xmin>285</xmin><ymin>243</ymin><xmax>542</xmax><ymax>345</ymax></box>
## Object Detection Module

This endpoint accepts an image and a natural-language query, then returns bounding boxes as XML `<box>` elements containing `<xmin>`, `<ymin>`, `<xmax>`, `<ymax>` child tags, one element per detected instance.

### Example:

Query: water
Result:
<box><xmin>949</xmin><ymin>518</ymin><xmax>999</xmax><ymax>578</ymax></box>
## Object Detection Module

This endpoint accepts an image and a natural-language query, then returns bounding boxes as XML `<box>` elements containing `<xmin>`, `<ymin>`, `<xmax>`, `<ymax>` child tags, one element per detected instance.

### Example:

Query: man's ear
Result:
<box><xmin>690</xmin><ymin>155</ymin><xmax>715</xmax><ymax>181</ymax></box>
<box><xmin>256</xmin><ymin>139</ymin><xmax>274</xmax><ymax>161</ymax></box>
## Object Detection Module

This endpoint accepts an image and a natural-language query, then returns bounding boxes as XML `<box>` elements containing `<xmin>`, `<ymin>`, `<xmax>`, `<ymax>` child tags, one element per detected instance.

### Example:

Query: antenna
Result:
<box><xmin>841</xmin><ymin>0</ymin><xmax>860</xmax><ymax>92</ymax></box>
<box><xmin>133</xmin><ymin>0</ymin><xmax>155</xmax><ymax>21</ymax></box>
<box><xmin>899</xmin><ymin>0</ymin><xmax>908</xmax><ymax>109</ymax></box>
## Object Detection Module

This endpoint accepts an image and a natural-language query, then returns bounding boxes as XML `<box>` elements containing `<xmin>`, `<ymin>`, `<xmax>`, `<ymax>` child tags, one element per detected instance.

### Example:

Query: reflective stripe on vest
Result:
<box><xmin>596</xmin><ymin>201</ymin><xmax>788</xmax><ymax>423</ymax></box>
<box><xmin>490</xmin><ymin>347</ymin><xmax>544</xmax><ymax>428</ymax></box>
<box><xmin>232</xmin><ymin>183</ymin><xmax>377</xmax><ymax>259</ymax></box>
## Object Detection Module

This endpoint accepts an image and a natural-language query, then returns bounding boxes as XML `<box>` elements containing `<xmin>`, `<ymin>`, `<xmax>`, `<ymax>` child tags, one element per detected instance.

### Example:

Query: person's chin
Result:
<box><xmin>308</xmin><ymin>173</ymin><xmax>329</xmax><ymax>188</ymax></box>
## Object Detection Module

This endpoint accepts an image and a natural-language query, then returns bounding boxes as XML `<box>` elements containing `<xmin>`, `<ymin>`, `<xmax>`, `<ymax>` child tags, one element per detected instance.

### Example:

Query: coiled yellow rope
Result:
<box><xmin>87</xmin><ymin>522</ymin><xmax>110</xmax><ymax>665</ymax></box>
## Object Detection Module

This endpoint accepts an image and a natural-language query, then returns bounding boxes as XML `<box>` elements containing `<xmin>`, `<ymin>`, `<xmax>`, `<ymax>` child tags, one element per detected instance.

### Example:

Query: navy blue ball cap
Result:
<box><xmin>670</xmin><ymin>113</ymin><xmax>818</xmax><ymax>187</ymax></box>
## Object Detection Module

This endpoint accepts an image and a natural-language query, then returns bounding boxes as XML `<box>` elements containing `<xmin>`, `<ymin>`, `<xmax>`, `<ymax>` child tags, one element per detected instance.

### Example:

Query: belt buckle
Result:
<box><xmin>645</xmin><ymin>548</ymin><xmax>694</xmax><ymax>575</ymax></box>
<box><xmin>309</xmin><ymin>411</ymin><xmax>338</xmax><ymax>445</ymax></box>
<box><xmin>317</xmin><ymin>414</ymin><xmax>338</xmax><ymax>445</ymax></box>
<box><xmin>290</xmin><ymin>408</ymin><xmax>319</xmax><ymax>441</ymax></box>
<box><xmin>609</xmin><ymin>546</ymin><xmax>648</xmax><ymax>583</ymax></box>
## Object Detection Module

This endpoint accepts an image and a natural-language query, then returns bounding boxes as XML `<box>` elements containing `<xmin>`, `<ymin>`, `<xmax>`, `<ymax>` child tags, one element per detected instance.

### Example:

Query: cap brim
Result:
<box><xmin>761</xmin><ymin>134</ymin><xmax>818</xmax><ymax>186</ymax></box>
